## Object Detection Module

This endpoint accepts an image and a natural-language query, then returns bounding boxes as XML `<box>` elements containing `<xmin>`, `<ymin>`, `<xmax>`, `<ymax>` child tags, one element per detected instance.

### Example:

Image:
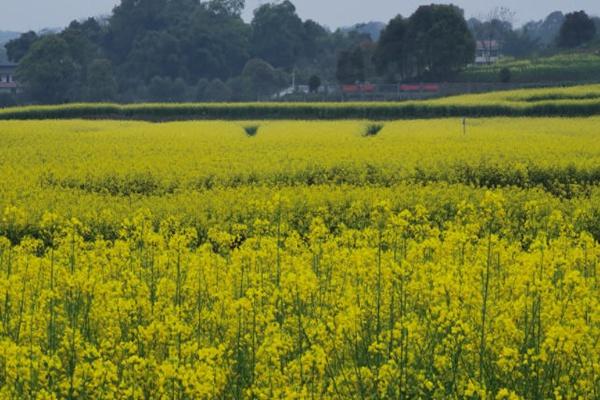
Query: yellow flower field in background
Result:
<box><xmin>0</xmin><ymin>118</ymin><xmax>599</xmax><ymax>399</ymax></box>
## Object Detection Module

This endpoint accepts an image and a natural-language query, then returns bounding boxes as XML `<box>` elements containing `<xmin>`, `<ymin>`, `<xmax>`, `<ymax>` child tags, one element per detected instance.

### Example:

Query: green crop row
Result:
<box><xmin>1</xmin><ymin>84</ymin><xmax>600</xmax><ymax>120</ymax></box>
<box><xmin>1</xmin><ymin>99</ymin><xmax>600</xmax><ymax>120</ymax></box>
<box><xmin>459</xmin><ymin>53</ymin><xmax>600</xmax><ymax>83</ymax></box>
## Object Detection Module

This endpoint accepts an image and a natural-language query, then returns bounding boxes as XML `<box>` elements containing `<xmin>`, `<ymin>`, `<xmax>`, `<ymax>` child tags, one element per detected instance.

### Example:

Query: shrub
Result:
<box><xmin>499</xmin><ymin>67</ymin><xmax>511</xmax><ymax>83</ymax></box>
<box><xmin>364</xmin><ymin>123</ymin><xmax>384</xmax><ymax>136</ymax></box>
<box><xmin>244</xmin><ymin>125</ymin><xmax>259</xmax><ymax>136</ymax></box>
<box><xmin>308</xmin><ymin>75</ymin><xmax>321</xmax><ymax>93</ymax></box>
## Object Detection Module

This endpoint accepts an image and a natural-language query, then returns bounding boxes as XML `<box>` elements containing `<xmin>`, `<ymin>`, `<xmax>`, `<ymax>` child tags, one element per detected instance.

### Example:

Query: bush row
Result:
<box><xmin>39</xmin><ymin>162</ymin><xmax>600</xmax><ymax>198</ymax></box>
<box><xmin>2</xmin><ymin>101</ymin><xmax>600</xmax><ymax>120</ymax></box>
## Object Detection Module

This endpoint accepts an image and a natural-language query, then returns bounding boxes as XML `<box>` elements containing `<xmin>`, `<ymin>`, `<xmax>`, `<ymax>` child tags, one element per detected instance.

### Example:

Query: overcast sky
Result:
<box><xmin>2</xmin><ymin>0</ymin><xmax>600</xmax><ymax>32</ymax></box>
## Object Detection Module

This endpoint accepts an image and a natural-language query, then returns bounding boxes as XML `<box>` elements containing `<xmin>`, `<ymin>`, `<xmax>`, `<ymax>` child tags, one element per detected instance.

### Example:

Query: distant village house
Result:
<box><xmin>0</xmin><ymin>64</ymin><xmax>18</xmax><ymax>95</ymax></box>
<box><xmin>475</xmin><ymin>40</ymin><xmax>502</xmax><ymax>65</ymax></box>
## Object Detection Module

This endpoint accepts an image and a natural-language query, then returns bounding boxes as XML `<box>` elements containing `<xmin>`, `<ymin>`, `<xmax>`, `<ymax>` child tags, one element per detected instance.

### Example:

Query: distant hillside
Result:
<box><xmin>342</xmin><ymin>21</ymin><xmax>385</xmax><ymax>41</ymax></box>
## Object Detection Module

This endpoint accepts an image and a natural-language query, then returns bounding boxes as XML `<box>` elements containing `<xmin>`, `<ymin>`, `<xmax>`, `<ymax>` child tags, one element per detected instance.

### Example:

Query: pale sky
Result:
<box><xmin>1</xmin><ymin>0</ymin><xmax>600</xmax><ymax>32</ymax></box>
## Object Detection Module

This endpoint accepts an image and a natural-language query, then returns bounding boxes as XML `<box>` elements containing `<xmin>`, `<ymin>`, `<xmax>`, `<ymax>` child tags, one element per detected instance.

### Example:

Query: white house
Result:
<box><xmin>475</xmin><ymin>40</ymin><xmax>502</xmax><ymax>65</ymax></box>
<box><xmin>0</xmin><ymin>64</ymin><xmax>18</xmax><ymax>94</ymax></box>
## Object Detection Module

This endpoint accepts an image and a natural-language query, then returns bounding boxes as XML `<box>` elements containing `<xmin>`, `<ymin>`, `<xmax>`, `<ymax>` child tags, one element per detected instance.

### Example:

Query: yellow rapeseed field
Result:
<box><xmin>0</xmin><ymin>118</ymin><xmax>599</xmax><ymax>399</ymax></box>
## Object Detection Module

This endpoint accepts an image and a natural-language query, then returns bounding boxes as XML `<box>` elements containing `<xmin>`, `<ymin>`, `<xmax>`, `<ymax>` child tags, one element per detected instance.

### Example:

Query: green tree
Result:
<box><xmin>242</xmin><ymin>58</ymin><xmax>286</xmax><ymax>98</ymax></box>
<box><xmin>5</xmin><ymin>31</ymin><xmax>38</xmax><ymax>63</ymax></box>
<box><xmin>184</xmin><ymin>7</ymin><xmax>250</xmax><ymax>80</ymax></box>
<box><xmin>250</xmin><ymin>0</ymin><xmax>305</xmax><ymax>68</ymax></box>
<box><xmin>108</xmin><ymin>0</ymin><xmax>202</xmax><ymax>63</ymax></box>
<box><xmin>308</xmin><ymin>75</ymin><xmax>321</xmax><ymax>93</ymax></box>
<box><xmin>405</xmin><ymin>4</ymin><xmax>475</xmax><ymax>79</ymax></box>
<box><xmin>302</xmin><ymin>20</ymin><xmax>330</xmax><ymax>62</ymax></box>
<box><xmin>499</xmin><ymin>67</ymin><xmax>511</xmax><ymax>83</ymax></box>
<box><xmin>374</xmin><ymin>15</ymin><xmax>407</xmax><ymax>78</ymax></box>
<box><xmin>123</xmin><ymin>30</ymin><xmax>182</xmax><ymax>83</ymax></box>
<box><xmin>0</xmin><ymin>93</ymin><xmax>17</xmax><ymax>108</ymax></box>
<box><xmin>147</xmin><ymin>76</ymin><xmax>187</xmax><ymax>101</ymax></box>
<box><xmin>17</xmin><ymin>35</ymin><xmax>79</xmax><ymax>103</ymax></box>
<box><xmin>503</xmin><ymin>29</ymin><xmax>540</xmax><ymax>58</ymax></box>
<box><xmin>60</xmin><ymin>24</ymin><xmax>99</xmax><ymax>76</ymax></box>
<box><xmin>557</xmin><ymin>11</ymin><xmax>597</xmax><ymax>48</ymax></box>
<box><xmin>336</xmin><ymin>46</ymin><xmax>365</xmax><ymax>84</ymax></box>
<box><xmin>203</xmin><ymin>79</ymin><xmax>232</xmax><ymax>101</ymax></box>
<box><xmin>195</xmin><ymin>78</ymin><xmax>210</xmax><ymax>101</ymax></box>
<box><xmin>86</xmin><ymin>59</ymin><xmax>118</xmax><ymax>101</ymax></box>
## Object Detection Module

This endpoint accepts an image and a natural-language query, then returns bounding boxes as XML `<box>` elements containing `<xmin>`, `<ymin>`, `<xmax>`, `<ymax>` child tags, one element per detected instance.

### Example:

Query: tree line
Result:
<box><xmin>2</xmin><ymin>1</ymin><xmax>475</xmax><ymax>104</ymax></box>
<box><xmin>3</xmin><ymin>1</ymin><xmax>599</xmax><ymax>104</ymax></box>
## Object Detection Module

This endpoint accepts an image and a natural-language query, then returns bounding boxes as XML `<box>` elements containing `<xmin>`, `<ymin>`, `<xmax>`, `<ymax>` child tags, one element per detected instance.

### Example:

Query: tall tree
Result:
<box><xmin>503</xmin><ymin>29</ymin><xmax>540</xmax><ymax>58</ymax></box>
<box><xmin>184</xmin><ymin>7</ymin><xmax>250</xmax><ymax>80</ymax></box>
<box><xmin>5</xmin><ymin>31</ymin><xmax>38</xmax><ymax>63</ymax></box>
<box><xmin>108</xmin><ymin>0</ymin><xmax>173</xmax><ymax>61</ymax></box>
<box><xmin>85</xmin><ymin>58</ymin><xmax>118</xmax><ymax>101</ymax></box>
<box><xmin>405</xmin><ymin>4</ymin><xmax>475</xmax><ymax>79</ymax></box>
<box><xmin>241</xmin><ymin>58</ymin><xmax>286</xmax><ymax>98</ymax></box>
<box><xmin>374</xmin><ymin>15</ymin><xmax>407</xmax><ymax>78</ymax></box>
<box><xmin>557</xmin><ymin>11</ymin><xmax>596</xmax><ymax>48</ymax></box>
<box><xmin>250</xmin><ymin>0</ymin><xmax>305</xmax><ymax>69</ymax></box>
<box><xmin>16</xmin><ymin>36</ymin><xmax>79</xmax><ymax>103</ymax></box>
<box><xmin>123</xmin><ymin>30</ymin><xmax>182</xmax><ymax>83</ymax></box>
<box><xmin>302</xmin><ymin>20</ymin><xmax>330</xmax><ymax>63</ymax></box>
<box><xmin>336</xmin><ymin>46</ymin><xmax>365</xmax><ymax>84</ymax></box>
<box><xmin>522</xmin><ymin>11</ymin><xmax>565</xmax><ymax>46</ymax></box>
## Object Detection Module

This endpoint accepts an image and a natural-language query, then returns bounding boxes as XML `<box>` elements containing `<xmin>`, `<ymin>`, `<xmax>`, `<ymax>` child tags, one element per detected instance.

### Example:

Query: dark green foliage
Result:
<box><xmin>4</xmin><ymin>95</ymin><xmax>600</xmax><ymax>121</ymax></box>
<box><xmin>122</xmin><ymin>31</ymin><xmax>182</xmax><ymax>83</ymax></box>
<box><xmin>469</xmin><ymin>17</ymin><xmax>513</xmax><ymax>44</ymax></box>
<box><xmin>243</xmin><ymin>125</ymin><xmax>259</xmax><ymax>136</ymax></box>
<box><xmin>147</xmin><ymin>76</ymin><xmax>188</xmax><ymax>102</ymax></box>
<box><xmin>241</xmin><ymin>58</ymin><xmax>287</xmax><ymax>98</ymax></box>
<box><xmin>16</xmin><ymin>35</ymin><xmax>79</xmax><ymax>103</ymax></box>
<box><xmin>6</xmin><ymin>0</ymin><xmax>480</xmax><ymax>104</ymax></box>
<box><xmin>203</xmin><ymin>79</ymin><xmax>232</xmax><ymax>102</ymax></box>
<box><xmin>405</xmin><ymin>5</ymin><xmax>476</xmax><ymax>79</ymax></box>
<box><xmin>502</xmin><ymin>30</ymin><xmax>541</xmax><ymax>58</ymax></box>
<box><xmin>374</xmin><ymin>15</ymin><xmax>407</xmax><ymax>77</ymax></box>
<box><xmin>557</xmin><ymin>11</ymin><xmax>597</xmax><ymax>48</ymax></box>
<box><xmin>0</xmin><ymin>94</ymin><xmax>16</xmax><ymax>108</ymax></box>
<box><xmin>5</xmin><ymin>31</ymin><xmax>38</xmax><ymax>62</ymax></box>
<box><xmin>86</xmin><ymin>59</ymin><xmax>118</xmax><ymax>101</ymax></box>
<box><xmin>195</xmin><ymin>79</ymin><xmax>210</xmax><ymax>101</ymax></box>
<box><xmin>336</xmin><ymin>47</ymin><xmax>366</xmax><ymax>84</ymax></box>
<box><xmin>374</xmin><ymin>5</ymin><xmax>475</xmax><ymax>81</ymax></box>
<box><xmin>9</xmin><ymin>0</ymin><xmax>353</xmax><ymax>103</ymax></box>
<box><xmin>499</xmin><ymin>67</ymin><xmax>511</xmax><ymax>83</ymax></box>
<box><xmin>363</xmin><ymin>123</ymin><xmax>383</xmax><ymax>137</ymax></box>
<box><xmin>250</xmin><ymin>1</ymin><xmax>306</xmax><ymax>69</ymax></box>
<box><xmin>308</xmin><ymin>75</ymin><xmax>321</xmax><ymax>93</ymax></box>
